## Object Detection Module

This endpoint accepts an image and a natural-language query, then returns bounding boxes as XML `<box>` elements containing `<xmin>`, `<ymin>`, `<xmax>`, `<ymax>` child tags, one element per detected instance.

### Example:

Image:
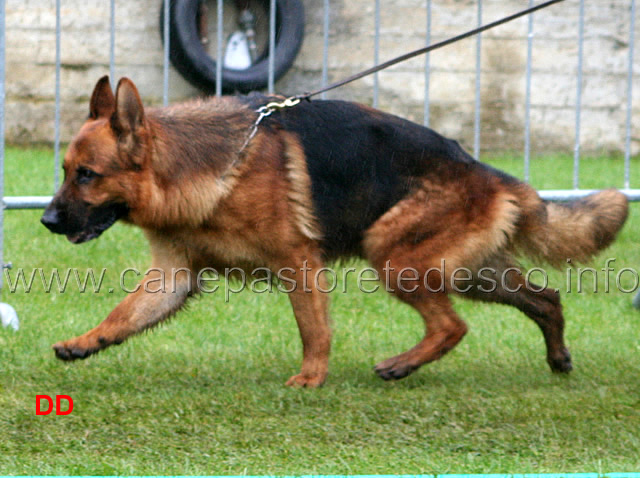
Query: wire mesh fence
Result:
<box><xmin>0</xmin><ymin>0</ymin><xmax>638</xmax><ymax>309</ymax></box>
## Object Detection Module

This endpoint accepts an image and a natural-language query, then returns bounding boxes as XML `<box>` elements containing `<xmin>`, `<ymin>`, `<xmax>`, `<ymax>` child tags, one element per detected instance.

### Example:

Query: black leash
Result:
<box><xmin>295</xmin><ymin>0</ymin><xmax>565</xmax><ymax>101</ymax></box>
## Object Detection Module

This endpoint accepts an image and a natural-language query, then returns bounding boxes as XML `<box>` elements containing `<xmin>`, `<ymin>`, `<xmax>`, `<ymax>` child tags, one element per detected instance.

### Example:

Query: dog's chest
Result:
<box><xmin>176</xmin><ymin>227</ymin><xmax>267</xmax><ymax>269</ymax></box>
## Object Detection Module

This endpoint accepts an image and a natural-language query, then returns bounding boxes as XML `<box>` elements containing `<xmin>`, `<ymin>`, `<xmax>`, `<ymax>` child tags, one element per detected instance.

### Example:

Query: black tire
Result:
<box><xmin>160</xmin><ymin>0</ymin><xmax>304</xmax><ymax>93</ymax></box>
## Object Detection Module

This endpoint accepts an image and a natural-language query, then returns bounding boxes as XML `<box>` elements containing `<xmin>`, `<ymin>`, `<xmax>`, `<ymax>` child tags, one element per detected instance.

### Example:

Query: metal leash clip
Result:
<box><xmin>256</xmin><ymin>96</ymin><xmax>301</xmax><ymax>118</ymax></box>
<box><xmin>239</xmin><ymin>96</ymin><xmax>301</xmax><ymax>153</ymax></box>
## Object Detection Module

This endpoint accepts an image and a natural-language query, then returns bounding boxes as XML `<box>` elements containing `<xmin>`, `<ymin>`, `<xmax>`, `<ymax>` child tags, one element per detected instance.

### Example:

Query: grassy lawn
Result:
<box><xmin>0</xmin><ymin>146</ymin><xmax>639</xmax><ymax>475</ymax></box>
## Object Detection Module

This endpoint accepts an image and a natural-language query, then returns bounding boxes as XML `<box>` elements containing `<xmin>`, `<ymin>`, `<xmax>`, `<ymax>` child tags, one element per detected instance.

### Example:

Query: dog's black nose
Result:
<box><xmin>41</xmin><ymin>208</ymin><xmax>61</xmax><ymax>232</ymax></box>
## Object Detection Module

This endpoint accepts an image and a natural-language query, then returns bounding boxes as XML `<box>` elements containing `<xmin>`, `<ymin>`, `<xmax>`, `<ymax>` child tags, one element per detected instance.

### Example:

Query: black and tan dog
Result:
<box><xmin>41</xmin><ymin>76</ymin><xmax>628</xmax><ymax>387</ymax></box>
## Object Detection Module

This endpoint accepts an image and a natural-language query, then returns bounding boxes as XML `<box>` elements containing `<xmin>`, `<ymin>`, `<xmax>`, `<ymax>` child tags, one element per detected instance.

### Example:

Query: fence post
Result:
<box><xmin>0</xmin><ymin>0</ymin><xmax>19</xmax><ymax>331</ymax></box>
<box><xmin>268</xmin><ymin>0</ymin><xmax>276</xmax><ymax>94</ymax></box>
<box><xmin>373</xmin><ymin>0</ymin><xmax>380</xmax><ymax>108</ymax></box>
<box><xmin>53</xmin><ymin>0</ymin><xmax>61</xmax><ymax>191</ymax></box>
<box><xmin>0</xmin><ymin>0</ymin><xmax>5</xmax><ymax>293</ymax></box>
<box><xmin>216</xmin><ymin>0</ymin><xmax>224</xmax><ymax>96</ymax></box>
<box><xmin>110</xmin><ymin>0</ymin><xmax>116</xmax><ymax>84</ymax></box>
<box><xmin>163</xmin><ymin>0</ymin><xmax>170</xmax><ymax>106</ymax></box>
<box><xmin>473</xmin><ymin>0</ymin><xmax>482</xmax><ymax>160</ymax></box>
<box><xmin>424</xmin><ymin>0</ymin><xmax>432</xmax><ymax>127</ymax></box>
<box><xmin>628</xmin><ymin>0</ymin><xmax>639</xmax><ymax>309</ymax></box>
<box><xmin>573</xmin><ymin>0</ymin><xmax>585</xmax><ymax>189</ymax></box>
<box><xmin>524</xmin><ymin>0</ymin><xmax>534</xmax><ymax>183</ymax></box>
<box><xmin>321</xmin><ymin>0</ymin><xmax>329</xmax><ymax>99</ymax></box>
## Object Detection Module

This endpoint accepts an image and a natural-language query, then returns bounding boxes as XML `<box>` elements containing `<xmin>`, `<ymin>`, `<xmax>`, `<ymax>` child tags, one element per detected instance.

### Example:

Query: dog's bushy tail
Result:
<box><xmin>515</xmin><ymin>188</ymin><xmax>629</xmax><ymax>267</ymax></box>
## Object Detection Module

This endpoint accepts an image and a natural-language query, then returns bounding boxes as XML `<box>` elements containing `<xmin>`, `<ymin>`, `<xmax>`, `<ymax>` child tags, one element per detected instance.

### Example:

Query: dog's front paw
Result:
<box><xmin>52</xmin><ymin>338</ymin><xmax>100</xmax><ymax>361</ymax></box>
<box><xmin>285</xmin><ymin>372</ymin><xmax>326</xmax><ymax>388</ymax></box>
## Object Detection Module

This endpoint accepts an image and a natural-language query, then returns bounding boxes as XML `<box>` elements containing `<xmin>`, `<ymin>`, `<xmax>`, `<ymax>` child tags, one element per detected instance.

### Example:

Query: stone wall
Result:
<box><xmin>4</xmin><ymin>0</ymin><xmax>639</xmax><ymax>155</ymax></box>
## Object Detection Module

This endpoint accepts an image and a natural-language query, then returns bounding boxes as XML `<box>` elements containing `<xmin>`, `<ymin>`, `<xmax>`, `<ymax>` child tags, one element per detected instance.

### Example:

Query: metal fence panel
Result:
<box><xmin>0</xmin><ymin>0</ymin><xmax>5</xmax><ymax>291</ymax></box>
<box><xmin>624</xmin><ymin>0</ymin><xmax>637</xmax><ymax>189</ymax></box>
<box><xmin>0</xmin><ymin>1</ymin><xmax>638</xmax><ymax>208</ymax></box>
<box><xmin>0</xmin><ymin>1</ymin><xmax>638</xmax><ymax>312</ymax></box>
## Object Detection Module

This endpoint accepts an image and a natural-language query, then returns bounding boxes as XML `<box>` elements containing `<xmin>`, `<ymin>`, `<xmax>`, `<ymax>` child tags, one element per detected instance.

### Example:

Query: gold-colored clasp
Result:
<box><xmin>256</xmin><ymin>96</ymin><xmax>301</xmax><ymax>117</ymax></box>
<box><xmin>239</xmin><ymin>97</ymin><xmax>302</xmax><ymax>153</ymax></box>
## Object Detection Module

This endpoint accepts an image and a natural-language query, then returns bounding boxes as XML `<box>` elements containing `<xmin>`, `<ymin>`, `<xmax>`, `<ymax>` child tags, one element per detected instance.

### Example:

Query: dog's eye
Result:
<box><xmin>76</xmin><ymin>167</ymin><xmax>99</xmax><ymax>185</ymax></box>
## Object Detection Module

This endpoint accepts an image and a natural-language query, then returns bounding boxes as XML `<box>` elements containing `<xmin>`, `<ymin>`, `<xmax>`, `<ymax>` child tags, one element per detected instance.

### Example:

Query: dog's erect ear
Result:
<box><xmin>89</xmin><ymin>76</ymin><xmax>115</xmax><ymax>119</ymax></box>
<box><xmin>111</xmin><ymin>77</ymin><xmax>145</xmax><ymax>137</ymax></box>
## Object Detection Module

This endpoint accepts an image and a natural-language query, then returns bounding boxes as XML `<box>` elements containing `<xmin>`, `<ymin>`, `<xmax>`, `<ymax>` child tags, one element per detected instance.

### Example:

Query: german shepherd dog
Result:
<box><xmin>41</xmin><ymin>76</ymin><xmax>628</xmax><ymax>387</ymax></box>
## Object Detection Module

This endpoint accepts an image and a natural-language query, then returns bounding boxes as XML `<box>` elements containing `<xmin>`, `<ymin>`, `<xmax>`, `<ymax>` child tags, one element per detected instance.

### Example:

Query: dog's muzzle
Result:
<box><xmin>41</xmin><ymin>201</ymin><xmax>129</xmax><ymax>244</ymax></box>
<box><xmin>41</xmin><ymin>207</ymin><xmax>66</xmax><ymax>234</ymax></box>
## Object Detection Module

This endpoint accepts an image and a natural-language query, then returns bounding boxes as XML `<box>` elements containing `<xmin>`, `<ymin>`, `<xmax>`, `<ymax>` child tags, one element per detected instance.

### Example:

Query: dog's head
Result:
<box><xmin>41</xmin><ymin>76</ymin><xmax>149</xmax><ymax>243</ymax></box>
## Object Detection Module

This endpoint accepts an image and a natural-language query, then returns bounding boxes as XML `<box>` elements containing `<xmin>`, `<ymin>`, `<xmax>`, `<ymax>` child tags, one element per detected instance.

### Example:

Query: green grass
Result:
<box><xmin>1</xmin><ymin>147</ymin><xmax>639</xmax><ymax>475</ymax></box>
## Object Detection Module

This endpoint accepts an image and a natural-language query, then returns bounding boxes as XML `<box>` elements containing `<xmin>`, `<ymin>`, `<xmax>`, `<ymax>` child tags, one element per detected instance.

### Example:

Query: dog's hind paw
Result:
<box><xmin>374</xmin><ymin>359</ymin><xmax>418</xmax><ymax>381</ymax></box>
<box><xmin>373</xmin><ymin>362</ymin><xmax>418</xmax><ymax>380</ymax></box>
<box><xmin>548</xmin><ymin>348</ymin><xmax>573</xmax><ymax>373</ymax></box>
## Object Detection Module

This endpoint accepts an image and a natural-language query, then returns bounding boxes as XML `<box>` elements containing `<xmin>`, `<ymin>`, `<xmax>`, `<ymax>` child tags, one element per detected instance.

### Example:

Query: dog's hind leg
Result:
<box><xmin>373</xmin><ymin>290</ymin><xmax>468</xmax><ymax>380</ymax></box>
<box><xmin>363</xmin><ymin>185</ymin><xmax>522</xmax><ymax>380</ymax></box>
<box><xmin>465</xmin><ymin>258</ymin><xmax>572</xmax><ymax>373</ymax></box>
<box><xmin>363</xmin><ymin>198</ymin><xmax>470</xmax><ymax>380</ymax></box>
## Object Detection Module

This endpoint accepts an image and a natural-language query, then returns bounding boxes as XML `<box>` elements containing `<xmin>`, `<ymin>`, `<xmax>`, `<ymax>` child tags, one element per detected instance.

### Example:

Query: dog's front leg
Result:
<box><xmin>284</xmin><ymin>256</ymin><xmax>332</xmax><ymax>388</ymax></box>
<box><xmin>53</xmin><ymin>267</ymin><xmax>191</xmax><ymax>361</ymax></box>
